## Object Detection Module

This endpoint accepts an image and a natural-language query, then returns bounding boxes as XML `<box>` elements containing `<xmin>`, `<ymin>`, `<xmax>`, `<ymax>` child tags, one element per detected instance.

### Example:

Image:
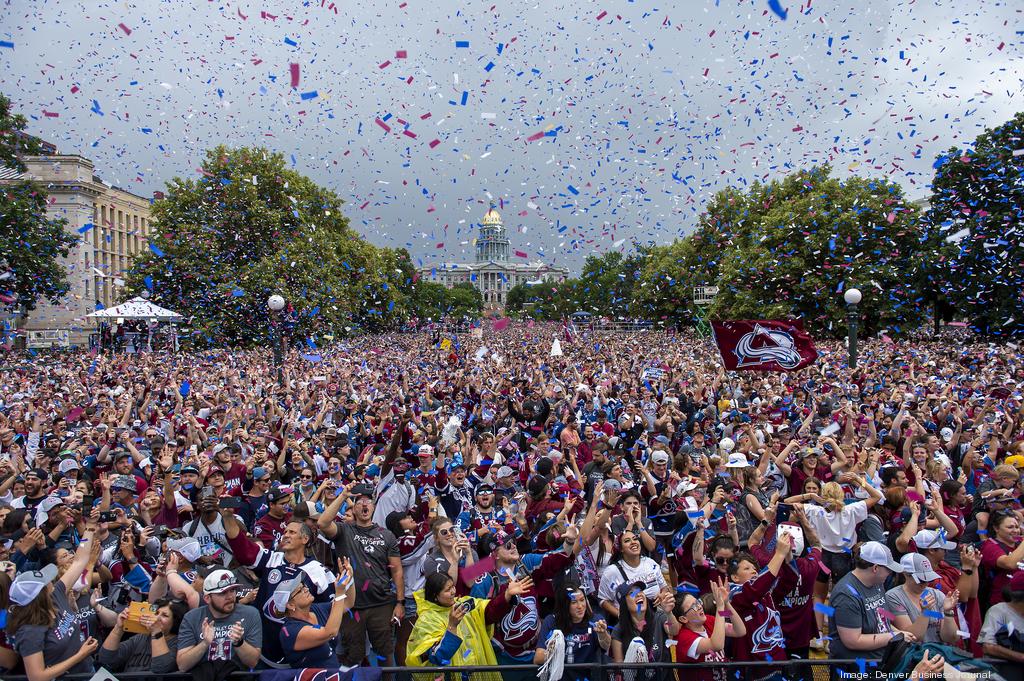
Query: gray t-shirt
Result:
<box><xmin>885</xmin><ymin>586</ymin><xmax>943</xmax><ymax>643</ymax></box>
<box><xmin>11</xmin><ymin>581</ymin><xmax>94</xmax><ymax>676</ymax></box>
<box><xmin>979</xmin><ymin>602</ymin><xmax>1024</xmax><ymax>646</ymax></box>
<box><xmin>333</xmin><ymin>521</ymin><xmax>400</xmax><ymax>609</ymax></box>
<box><xmin>177</xmin><ymin>603</ymin><xmax>262</xmax><ymax>669</ymax></box>
<box><xmin>828</xmin><ymin>572</ymin><xmax>893</xmax><ymax>660</ymax></box>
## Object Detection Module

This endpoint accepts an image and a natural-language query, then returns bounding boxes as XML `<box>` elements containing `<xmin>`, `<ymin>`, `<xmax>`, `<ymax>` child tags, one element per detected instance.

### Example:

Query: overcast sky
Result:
<box><xmin>1</xmin><ymin>0</ymin><xmax>1021</xmax><ymax>273</ymax></box>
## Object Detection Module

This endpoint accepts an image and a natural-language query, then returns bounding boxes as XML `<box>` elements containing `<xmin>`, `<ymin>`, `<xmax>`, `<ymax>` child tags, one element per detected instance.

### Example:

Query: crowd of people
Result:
<box><xmin>0</xmin><ymin>324</ymin><xmax>1021</xmax><ymax>681</ymax></box>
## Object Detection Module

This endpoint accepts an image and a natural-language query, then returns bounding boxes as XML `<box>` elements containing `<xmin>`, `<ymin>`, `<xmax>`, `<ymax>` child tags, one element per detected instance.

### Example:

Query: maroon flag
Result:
<box><xmin>711</xmin><ymin>320</ymin><xmax>818</xmax><ymax>372</ymax></box>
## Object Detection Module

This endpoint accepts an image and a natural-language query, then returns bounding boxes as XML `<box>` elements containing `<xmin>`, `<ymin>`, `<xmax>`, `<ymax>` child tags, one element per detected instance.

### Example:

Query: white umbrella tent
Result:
<box><xmin>87</xmin><ymin>297</ymin><xmax>183</xmax><ymax>351</ymax></box>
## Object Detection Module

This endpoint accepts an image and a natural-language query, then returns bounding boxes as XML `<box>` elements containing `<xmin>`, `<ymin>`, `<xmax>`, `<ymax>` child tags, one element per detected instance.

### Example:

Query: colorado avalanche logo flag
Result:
<box><xmin>711</xmin><ymin>320</ymin><xmax>818</xmax><ymax>372</ymax></box>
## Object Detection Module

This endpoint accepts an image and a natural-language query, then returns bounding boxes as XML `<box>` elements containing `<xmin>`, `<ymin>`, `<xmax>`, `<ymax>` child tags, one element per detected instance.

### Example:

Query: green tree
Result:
<box><xmin>574</xmin><ymin>250</ymin><xmax>646</xmax><ymax>318</ymax></box>
<box><xmin>447</xmin><ymin>282</ymin><xmax>483</xmax><ymax>319</ymax></box>
<box><xmin>0</xmin><ymin>93</ymin><xmax>77</xmax><ymax>323</ymax></box>
<box><xmin>124</xmin><ymin>146</ymin><xmax>408</xmax><ymax>346</ymax></box>
<box><xmin>711</xmin><ymin>166</ymin><xmax>932</xmax><ymax>335</ymax></box>
<box><xmin>925</xmin><ymin>112</ymin><xmax>1024</xmax><ymax>336</ymax></box>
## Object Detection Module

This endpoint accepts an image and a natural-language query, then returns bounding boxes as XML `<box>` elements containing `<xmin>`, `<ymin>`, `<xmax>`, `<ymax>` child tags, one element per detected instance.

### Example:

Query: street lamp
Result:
<box><xmin>844</xmin><ymin>288</ymin><xmax>862</xmax><ymax>370</ymax></box>
<box><xmin>267</xmin><ymin>294</ymin><xmax>285</xmax><ymax>388</ymax></box>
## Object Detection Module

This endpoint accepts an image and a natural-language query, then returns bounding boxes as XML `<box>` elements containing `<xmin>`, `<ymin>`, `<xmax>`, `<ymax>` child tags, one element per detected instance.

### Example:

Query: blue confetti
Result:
<box><xmin>767</xmin><ymin>0</ymin><xmax>788</xmax><ymax>19</ymax></box>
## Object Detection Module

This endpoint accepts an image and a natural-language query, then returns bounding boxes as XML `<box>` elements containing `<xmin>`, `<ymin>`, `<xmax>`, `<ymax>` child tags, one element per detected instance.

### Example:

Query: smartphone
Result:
<box><xmin>81</xmin><ymin>495</ymin><xmax>95</xmax><ymax>510</ymax></box>
<box><xmin>776</xmin><ymin>503</ymin><xmax>792</xmax><ymax>525</ymax></box>
<box><xmin>201</xmin><ymin>486</ymin><xmax>215</xmax><ymax>499</ymax></box>
<box><xmin>98</xmin><ymin>511</ymin><xmax>118</xmax><ymax>523</ymax></box>
<box><xmin>460</xmin><ymin>598</ymin><xmax>477</xmax><ymax>614</ymax></box>
<box><xmin>219</xmin><ymin>496</ymin><xmax>245</xmax><ymax>510</ymax></box>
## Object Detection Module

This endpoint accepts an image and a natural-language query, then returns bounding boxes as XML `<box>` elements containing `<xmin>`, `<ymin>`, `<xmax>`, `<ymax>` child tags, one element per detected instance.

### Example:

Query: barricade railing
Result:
<box><xmin>4</xmin><ymin>657</ymin><xmax>1016</xmax><ymax>681</ymax></box>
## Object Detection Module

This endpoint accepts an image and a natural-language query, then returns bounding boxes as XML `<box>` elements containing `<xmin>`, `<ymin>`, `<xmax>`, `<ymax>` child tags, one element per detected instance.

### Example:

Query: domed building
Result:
<box><xmin>417</xmin><ymin>207</ymin><xmax>568</xmax><ymax>309</ymax></box>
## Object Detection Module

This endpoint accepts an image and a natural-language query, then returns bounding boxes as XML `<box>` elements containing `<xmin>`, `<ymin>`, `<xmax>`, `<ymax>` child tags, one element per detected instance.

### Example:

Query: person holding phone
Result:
<box><xmin>406</xmin><ymin>571</ymin><xmax>534</xmax><ymax>672</ymax></box>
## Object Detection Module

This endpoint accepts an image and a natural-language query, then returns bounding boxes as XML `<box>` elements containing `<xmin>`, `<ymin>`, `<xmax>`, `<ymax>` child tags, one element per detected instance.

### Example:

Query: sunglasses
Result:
<box><xmin>683</xmin><ymin>600</ymin><xmax>704</xmax><ymax>615</ymax></box>
<box><xmin>300</xmin><ymin>475</ymin><xmax>313</xmax><ymax>480</ymax></box>
<box><xmin>714</xmin><ymin>556</ymin><xmax>735</xmax><ymax>566</ymax></box>
<box><xmin>438</xmin><ymin>527</ymin><xmax>456</xmax><ymax>537</ymax></box>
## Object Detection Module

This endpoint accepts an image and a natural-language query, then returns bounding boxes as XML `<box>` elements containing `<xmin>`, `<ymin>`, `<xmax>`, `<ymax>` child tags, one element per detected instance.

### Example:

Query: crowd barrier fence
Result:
<box><xmin>3</xmin><ymin>658</ymin><xmax>1017</xmax><ymax>681</ymax></box>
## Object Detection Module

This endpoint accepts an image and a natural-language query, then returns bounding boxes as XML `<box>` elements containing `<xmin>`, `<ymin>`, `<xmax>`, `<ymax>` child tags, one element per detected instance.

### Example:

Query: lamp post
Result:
<box><xmin>844</xmin><ymin>288</ymin><xmax>862</xmax><ymax>370</ymax></box>
<box><xmin>267</xmin><ymin>294</ymin><xmax>285</xmax><ymax>388</ymax></box>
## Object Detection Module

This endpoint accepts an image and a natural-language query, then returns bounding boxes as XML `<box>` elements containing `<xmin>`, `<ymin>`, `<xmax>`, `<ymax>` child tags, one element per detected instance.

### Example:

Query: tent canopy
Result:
<box><xmin>87</xmin><ymin>297</ymin><xmax>183</xmax><ymax>322</ymax></box>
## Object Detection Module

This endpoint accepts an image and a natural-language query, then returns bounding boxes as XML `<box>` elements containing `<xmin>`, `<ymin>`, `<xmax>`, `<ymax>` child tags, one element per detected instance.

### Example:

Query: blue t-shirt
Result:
<box><xmin>280</xmin><ymin>602</ymin><xmax>336</xmax><ymax>668</ymax></box>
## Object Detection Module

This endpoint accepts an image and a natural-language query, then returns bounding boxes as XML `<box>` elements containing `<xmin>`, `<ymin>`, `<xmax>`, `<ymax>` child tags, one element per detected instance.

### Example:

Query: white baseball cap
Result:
<box><xmin>724</xmin><ymin>452</ymin><xmax>748</xmax><ymax>468</ymax></box>
<box><xmin>859</xmin><ymin>541</ymin><xmax>904</xmax><ymax>572</ymax></box>
<box><xmin>167</xmin><ymin>537</ymin><xmax>203</xmax><ymax>563</ymax></box>
<box><xmin>9</xmin><ymin>564</ymin><xmax>58</xmax><ymax>606</ymax></box>
<box><xmin>269</xmin><ymin>575</ymin><xmax>304</xmax><ymax>614</ymax></box>
<box><xmin>203</xmin><ymin>569</ymin><xmax>238</xmax><ymax>595</ymax></box>
<box><xmin>913</xmin><ymin>529</ymin><xmax>956</xmax><ymax>551</ymax></box>
<box><xmin>900</xmin><ymin>553</ymin><xmax>940</xmax><ymax>583</ymax></box>
<box><xmin>940</xmin><ymin>427</ymin><xmax>954</xmax><ymax>443</ymax></box>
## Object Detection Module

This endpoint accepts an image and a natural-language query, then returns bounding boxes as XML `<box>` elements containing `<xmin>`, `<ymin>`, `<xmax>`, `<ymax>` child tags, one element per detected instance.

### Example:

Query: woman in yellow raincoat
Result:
<box><xmin>407</xmin><ymin>571</ymin><xmax>533</xmax><ymax>681</ymax></box>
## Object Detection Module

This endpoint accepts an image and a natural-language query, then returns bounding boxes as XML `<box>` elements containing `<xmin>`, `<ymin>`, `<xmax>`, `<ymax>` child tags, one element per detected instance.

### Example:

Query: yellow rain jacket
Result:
<box><xmin>406</xmin><ymin>590</ymin><xmax>502</xmax><ymax>681</ymax></box>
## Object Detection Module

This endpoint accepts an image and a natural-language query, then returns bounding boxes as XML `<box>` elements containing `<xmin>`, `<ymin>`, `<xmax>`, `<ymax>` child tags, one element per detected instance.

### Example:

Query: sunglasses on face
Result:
<box><xmin>438</xmin><ymin>527</ymin><xmax>456</xmax><ymax>537</ymax></box>
<box><xmin>300</xmin><ymin>475</ymin><xmax>313</xmax><ymax>480</ymax></box>
<box><xmin>683</xmin><ymin>600</ymin><xmax>704</xmax><ymax>615</ymax></box>
<box><xmin>714</xmin><ymin>556</ymin><xmax>734</xmax><ymax>566</ymax></box>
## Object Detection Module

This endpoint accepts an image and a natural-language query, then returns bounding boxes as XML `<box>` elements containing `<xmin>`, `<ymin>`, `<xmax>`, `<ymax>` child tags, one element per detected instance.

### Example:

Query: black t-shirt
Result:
<box><xmin>332</xmin><ymin>522</ymin><xmax>399</xmax><ymax>609</ymax></box>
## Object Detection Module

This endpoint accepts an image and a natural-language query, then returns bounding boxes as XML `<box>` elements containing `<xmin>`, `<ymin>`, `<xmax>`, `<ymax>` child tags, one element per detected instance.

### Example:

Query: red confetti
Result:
<box><xmin>596</xmin><ymin>10</ymin><xmax>607</xmax><ymax>20</ymax></box>
<box><xmin>396</xmin><ymin>50</ymin><xmax>407</xmax><ymax>58</ymax></box>
<box><xmin>289</xmin><ymin>63</ymin><xmax>300</xmax><ymax>88</ymax></box>
<box><xmin>118</xmin><ymin>23</ymin><xmax>132</xmax><ymax>35</ymax></box>
<box><xmin>429</xmin><ymin>139</ymin><xmax>440</xmax><ymax>148</ymax></box>
<box><xmin>379</xmin><ymin>60</ymin><xmax>391</xmax><ymax>69</ymax></box>
<box><xmin>375</xmin><ymin>118</ymin><xmax>391</xmax><ymax>133</ymax></box>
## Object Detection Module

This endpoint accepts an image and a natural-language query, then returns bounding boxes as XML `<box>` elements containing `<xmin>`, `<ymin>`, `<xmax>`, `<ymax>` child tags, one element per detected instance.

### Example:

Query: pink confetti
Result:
<box><xmin>375</xmin><ymin>118</ymin><xmax>391</xmax><ymax>133</ymax></box>
<box><xmin>402</xmin><ymin>130</ymin><xmax>416</xmax><ymax>138</ymax></box>
<box><xmin>361</xmin><ymin>579</ymin><xmax>370</xmax><ymax>591</ymax></box>
<box><xmin>493</xmin><ymin>318</ymin><xmax>509</xmax><ymax>331</ymax></box>
<box><xmin>596</xmin><ymin>10</ymin><xmax>607</xmax><ymax>20</ymax></box>
<box><xmin>514</xmin><ymin>250</ymin><xmax>528</xmax><ymax>258</ymax></box>
<box><xmin>118</xmin><ymin>23</ymin><xmax>132</xmax><ymax>35</ymax></box>
<box><xmin>886</xmin><ymin>212</ymin><xmax>896</xmax><ymax>223</ymax></box>
<box><xmin>396</xmin><ymin>50</ymin><xmax>407</xmax><ymax>58</ymax></box>
<box><xmin>289</xmin><ymin>63</ymin><xmax>300</xmax><ymax>88</ymax></box>
<box><xmin>428</xmin><ymin>139</ymin><xmax>440</xmax><ymax>148</ymax></box>
<box><xmin>42</xmin><ymin>110</ymin><xmax>59</xmax><ymax>118</ymax></box>
<box><xmin>379</xmin><ymin>60</ymin><xmax>391</xmax><ymax>69</ymax></box>
<box><xmin>526</xmin><ymin>131</ymin><xmax>545</xmax><ymax>142</ymax></box>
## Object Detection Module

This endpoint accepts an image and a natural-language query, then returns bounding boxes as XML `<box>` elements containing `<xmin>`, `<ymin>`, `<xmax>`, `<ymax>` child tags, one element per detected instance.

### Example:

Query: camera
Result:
<box><xmin>99</xmin><ymin>511</ymin><xmax>118</xmax><ymax>523</ymax></box>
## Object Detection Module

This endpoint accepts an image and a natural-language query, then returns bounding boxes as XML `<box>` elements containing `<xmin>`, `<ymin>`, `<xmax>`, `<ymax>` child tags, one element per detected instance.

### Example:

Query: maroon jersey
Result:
<box><xmin>728</xmin><ymin>562</ymin><xmax>798</xmax><ymax>669</ymax></box>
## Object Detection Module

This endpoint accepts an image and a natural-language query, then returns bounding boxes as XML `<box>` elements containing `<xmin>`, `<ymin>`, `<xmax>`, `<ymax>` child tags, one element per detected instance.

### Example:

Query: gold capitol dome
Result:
<box><xmin>481</xmin><ymin>207</ymin><xmax>503</xmax><ymax>226</ymax></box>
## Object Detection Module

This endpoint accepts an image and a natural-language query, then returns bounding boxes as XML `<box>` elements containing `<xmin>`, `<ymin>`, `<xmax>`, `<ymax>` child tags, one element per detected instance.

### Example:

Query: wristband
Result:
<box><xmin>151</xmin><ymin>631</ymin><xmax>165</xmax><ymax>640</ymax></box>
<box><xmin>963</xmin><ymin>569</ymin><xmax>974</xmax><ymax>575</ymax></box>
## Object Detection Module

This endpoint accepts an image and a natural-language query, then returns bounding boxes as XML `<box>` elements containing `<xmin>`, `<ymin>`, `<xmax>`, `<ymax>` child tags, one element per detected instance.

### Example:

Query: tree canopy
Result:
<box><xmin>925</xmin><ymin>112</ymin><xmax>1024</xmax><ymax>336</ymax></box>
<box><xmin>0</xmin><ymin>92</ymin><xmax>76</xmax><ymax>317</ymax></box>
<box><xmin>125</xmin><ymin>146</ymin><xmax>416</xmax><ymax>346</ymax></box>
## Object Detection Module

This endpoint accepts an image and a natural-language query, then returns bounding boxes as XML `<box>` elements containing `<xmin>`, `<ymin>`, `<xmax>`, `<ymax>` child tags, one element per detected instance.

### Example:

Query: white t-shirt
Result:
<box><xmin>979</xmin><ymin>602</ymin><xmax>1024</xmax><ymax>645</ymax></box>
<box><xmin>803</xmin><ymin>500</ymin><xmax>868</xmax><ymax>552</ymax></box>
<box><xmin>597</xmin><ymin>556</ymin><xmax>667</xmax><ymax>606</ymax></box>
